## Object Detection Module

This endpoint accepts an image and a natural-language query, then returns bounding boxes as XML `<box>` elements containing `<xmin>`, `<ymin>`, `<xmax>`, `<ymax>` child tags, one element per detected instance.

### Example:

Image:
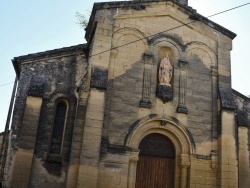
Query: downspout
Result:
<box><xmin>0</xmin><ymin>76</ymin><xmax>18</xmax><ymax>182</ymax></box>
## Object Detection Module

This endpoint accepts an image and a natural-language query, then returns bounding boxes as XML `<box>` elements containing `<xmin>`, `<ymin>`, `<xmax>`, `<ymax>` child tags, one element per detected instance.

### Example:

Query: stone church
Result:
<box><xmin>1</xmin><ymin>0</ymin><xmax>250</xmax><ymax>187</ymax></box>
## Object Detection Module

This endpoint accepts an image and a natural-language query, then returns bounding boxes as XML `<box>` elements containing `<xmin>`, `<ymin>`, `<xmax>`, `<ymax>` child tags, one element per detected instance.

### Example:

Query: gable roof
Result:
<box><xmin>12</xmin><ymin>44</ymin><xmax>87</xmax><ymax>78</ymax></box>
<box><xmin>233</xmin><ymin>89</ymin><xmax>250</xmax><ymax>127</ymax></box>
<box><xmin>85</xmin><ymin>0</ymin><xmax>236</xmax><ymax>41</ymax></box>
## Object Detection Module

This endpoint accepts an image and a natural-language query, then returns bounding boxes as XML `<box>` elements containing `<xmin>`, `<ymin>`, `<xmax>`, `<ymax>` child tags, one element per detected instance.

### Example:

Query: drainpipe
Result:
<box><xmin>0</xmin><ymin>76</ymin><xmax>18</xmax><ymax>182</ymax></box>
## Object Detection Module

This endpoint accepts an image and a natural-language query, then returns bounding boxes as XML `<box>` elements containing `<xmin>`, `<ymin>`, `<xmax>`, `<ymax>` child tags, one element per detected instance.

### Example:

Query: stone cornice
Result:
<box><xmin>12</xmin><ymin>44</ymin><xmax>87</xmax><ymax>78</ymax></box>
<box><xmin>85</xmin><ymin>0</ymin><xmax>236</xmax><ymax>42</ymax></box>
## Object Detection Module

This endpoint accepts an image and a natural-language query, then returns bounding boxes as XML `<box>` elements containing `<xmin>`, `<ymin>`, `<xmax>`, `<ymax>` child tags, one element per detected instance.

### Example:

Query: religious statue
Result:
<box><xmin>158</xmin><ymin>53</ymin><xmax>172</xmax><ymax>86</ymax></box>
<box><xmin>156</xmin><ymin>53</ymin><xmax>173</xmax><ymax>103</ymax></box>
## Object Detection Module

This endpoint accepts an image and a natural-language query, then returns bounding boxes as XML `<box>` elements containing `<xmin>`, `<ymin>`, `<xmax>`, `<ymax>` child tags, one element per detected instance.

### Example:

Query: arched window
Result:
<box><xmin>50</xmin><ymin>101</ymin><xmax>67</xmax><ymax>155</ymax></box>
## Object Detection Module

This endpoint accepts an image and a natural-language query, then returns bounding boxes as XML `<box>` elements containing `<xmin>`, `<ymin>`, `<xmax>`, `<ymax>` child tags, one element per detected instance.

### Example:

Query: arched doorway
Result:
<box><xmin>135</xmin><ymin>133</ymin><xmax>175</xmax><ymax>188</ymax></box>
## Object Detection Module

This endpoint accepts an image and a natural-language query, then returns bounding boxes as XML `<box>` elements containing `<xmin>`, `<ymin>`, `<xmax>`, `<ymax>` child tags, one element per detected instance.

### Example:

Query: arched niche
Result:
<box><xmin>185</xmin><ymin>41</ymin><xmax>217</xmax><ymax>67</ymax></box>
<box><xmin>149</xmin><ymin>39</ymin><xmax>182</xmax><ymax>90</ymax></box>
<box><xmin>110</xmin><ymin>27</ymin><xmax>148</xmax><ymax>78</ymax></box>
<box><xmin>112</xmin><ymin>27</ymin><xmax>148</xmax><ymax>48</ymax></box>
<box><xmin>158</xmin><ymin>47</ymin><xmax>175</xmax><ymax>87</ymax></box>
<box><xmin>148</xmin><ymin>34</ymin><xmax>183</xmax><ymax>61</ymax></box>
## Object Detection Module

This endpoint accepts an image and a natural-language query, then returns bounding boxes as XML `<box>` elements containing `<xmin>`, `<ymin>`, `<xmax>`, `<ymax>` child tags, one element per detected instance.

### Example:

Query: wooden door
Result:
<box><xmin>135</xmin><ymin>134</ymin><xmax>175</xmax><ymax>188</ymax></box>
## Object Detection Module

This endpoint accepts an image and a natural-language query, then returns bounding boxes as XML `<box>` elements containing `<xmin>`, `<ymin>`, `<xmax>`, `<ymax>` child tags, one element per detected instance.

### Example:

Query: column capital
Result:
<box><xmin>211</xmin><ymin>66</ymin><xmax>218</xmax><ymax>76</ymax></box>
<box><xmin>129</xmin><ymin>150</ymin><xmax>139</xmax><ymax>163</ymax></box>
<box><xmin>143</xmin><ymin>52</ymin><xmax>153</xmax><ymax>64</ymax></box>
<box><xmin>179</xmin><ymin>154</ymin><xmax>190</xmax><ymax>168</ymax></box>
<box><xmin>178</xmin><ymin>60</ymin><xmax>188</xmax><ymax>70</ymax></box>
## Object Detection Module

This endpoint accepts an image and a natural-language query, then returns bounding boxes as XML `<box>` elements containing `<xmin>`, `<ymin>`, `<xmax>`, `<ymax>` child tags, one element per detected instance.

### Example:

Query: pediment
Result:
<box><xmin>86</xmin><ymin>0</ymin><xmax>236</xmax><ymax>41</ymax></box>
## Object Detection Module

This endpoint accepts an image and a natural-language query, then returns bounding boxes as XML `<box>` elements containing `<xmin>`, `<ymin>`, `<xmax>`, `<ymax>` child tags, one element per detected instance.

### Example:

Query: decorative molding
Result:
<box><xmin>211</xmin><ymin>66</ymin><xmax>218</xmax><ymax>77</ymax></box>
<box><xmin>129</xmin><ymin>151</ymin><xmax>139</xmax><ymax>163</ymax></box>
<box><xmin>177</xmin><ymin>60</ymin><xmax>188</xmax><ymax>113</ymax></box>
<box><xmin>211</xmin><ymin>150</ymin><xmax>218</xmax><ymax>169</ymax></box>
<box><xmin>140</xmin><ymin>53</ymin><xmax>153</xmax><ymax>108</ymax></box>
<box><xmin>148</xmin><ymin>34</ymin><xmax>185</xmax><ymax>51</ymax></box>
<box><xmin>157</xmin><ymin>85</ymin><xmax>173</xmax><ymax>103</ymax></box>
<box><xmin>192</xmin><ymin>154</ymin><xmax>211</xmax><ymax>160</ymax></box>
<box><xmin>90</xmin><ymin>67</ymin><xmax>108</xmax><ymax>90</ymax></box>
<box><xmin>28</xmin><ymin>77</ymin><xmax>46</xmax><ymax>97</ymax></box>
<box><xmin>110</xmin><ymin>49</ymin><xmax>118</xmax><ymax>58</ymax></box>
<box><xmin>219</xmin><ymin>88</ymin><xmax>236</xmax><ymax>110</ymax></box>
<box><xmin>179</xmin><ymin>154</ymin><xmax>190</xmax><ymax>168</ymax></box>
<box><xmin>177</xmin><ymin>104</ymin><xmax>188</xmax><ymax>114</ymax></box>
<box><xmin>178</xmin><ymin>60</ymin><xmax>188</xmax><ymax>70</ymax></box>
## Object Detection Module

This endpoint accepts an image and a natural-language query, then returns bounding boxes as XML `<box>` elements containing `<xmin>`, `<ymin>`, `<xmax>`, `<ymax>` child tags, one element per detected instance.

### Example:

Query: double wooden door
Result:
<box><xmin>135</xmin><ymin>133</ymin><xmax>175</xmax><ymax>188</ymax></box>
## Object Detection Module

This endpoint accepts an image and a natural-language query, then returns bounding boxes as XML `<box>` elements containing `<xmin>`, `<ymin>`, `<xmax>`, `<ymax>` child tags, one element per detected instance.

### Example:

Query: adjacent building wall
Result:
<box><xmin>234</xmin><ymin>90</ymin><xmax>250</xmax><ymax>188</ymax></box>
<box><xmin>3</xmin><ymin>44</ymin><xmax>88</xmax><ymax>188</ymax></box>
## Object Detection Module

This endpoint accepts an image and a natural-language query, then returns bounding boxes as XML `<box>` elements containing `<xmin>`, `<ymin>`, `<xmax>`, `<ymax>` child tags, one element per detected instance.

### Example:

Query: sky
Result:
<box><xmin>0</xmin><ymin>0</ymin><xmax>249</xmax><ymax>132</ymax></box>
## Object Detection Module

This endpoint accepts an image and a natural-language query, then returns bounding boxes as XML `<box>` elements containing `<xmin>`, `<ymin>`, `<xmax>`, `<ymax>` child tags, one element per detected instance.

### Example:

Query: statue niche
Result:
<box><xmin>157</xmin><ymin>53</ymin><xmax>173</xmax><ymax>103</ymax></box>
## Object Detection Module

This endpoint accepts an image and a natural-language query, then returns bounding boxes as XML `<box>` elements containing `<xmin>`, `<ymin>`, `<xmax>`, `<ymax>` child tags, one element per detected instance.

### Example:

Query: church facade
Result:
<box><xmin>1</xmin><ymin>0</ymin><xmax>250</xmax><ymax>187</ymax></box>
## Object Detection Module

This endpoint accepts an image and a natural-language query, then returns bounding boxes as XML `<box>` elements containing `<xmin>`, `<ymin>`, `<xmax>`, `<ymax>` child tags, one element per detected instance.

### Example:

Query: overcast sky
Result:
<box><xmin>0</xmin><ymin>0</ymin><xmax>249</xmax><ymax>132</ymax></box>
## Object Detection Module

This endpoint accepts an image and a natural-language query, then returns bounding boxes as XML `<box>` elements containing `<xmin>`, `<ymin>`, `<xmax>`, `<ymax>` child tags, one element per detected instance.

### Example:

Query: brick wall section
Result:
<box><xmin>189</xmin><ymin>157</ymin><xmax>217</xmax><ymax>188</ymax></box>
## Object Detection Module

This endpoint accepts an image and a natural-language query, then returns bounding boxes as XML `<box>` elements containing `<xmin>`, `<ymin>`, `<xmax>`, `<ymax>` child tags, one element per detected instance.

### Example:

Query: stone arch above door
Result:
<box><xmin>125</xmin><ymin>115</ymin><xmax>194</xmax><ymax>155</ymax></box>
<box><xmin>125</xmin><ymin>116</ymin><xmax>194</xmax><ymax>188</ymax></box>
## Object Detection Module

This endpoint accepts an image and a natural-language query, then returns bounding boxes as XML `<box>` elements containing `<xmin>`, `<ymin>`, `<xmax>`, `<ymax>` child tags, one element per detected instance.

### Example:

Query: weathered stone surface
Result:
<box><xmin>28</xmin><ymin>77</ymin><xmax>46</xmax><ymax>97</ymax></box>
<box><xmin>3</xmin><ymin>0</ymin><xmax>247</xmax><ymax>187</ymax></box>
<box><xmin>139</xmin><ymin>99</ymin><xmax>152</xmax><ymax>108</ymax></box>
<box><xmin>233</xmin><ymin>89</ymin><xmax>250</xmax><ymax>127</ymax></box>
<box><xmin>157</xmin><ymin>85</ymin><xmax>173</xmax><ymax>103</ymax></box>
<box><xmin>90</xmin><ymin>67</ymin><xmax>108</xmax><ymax>90</ymax></box>
<box><xmin>219</xmin><ymin>88</ymin><xmax>236</xmax><ymax>110</ymax></box>
<box><xmin>4</xmin><ymin>44</ymin><xmax>87</xmax><ymax>187</ymax></box>
<box><xmin>177</xmin><ymin>104</ymin><xmax>188</xmax><ymax>114</ymax></box>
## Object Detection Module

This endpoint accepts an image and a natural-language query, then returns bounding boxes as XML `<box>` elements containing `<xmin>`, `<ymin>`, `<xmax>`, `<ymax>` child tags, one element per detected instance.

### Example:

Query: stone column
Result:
<box><xmin>77</xmin><ymin>67</ymin><xmax>107</xmax><ymax>188</ymax></box>
<box><xmin>140</xmin><ymin>53</ymin><xmax>153</xmax><ymax>108</ymax></box>
<box><xmin>211</xmin><ymin>66</ymin><xmax>218</xmax><ymax>151</ymax></box>
<box><xmin>66</xmin><ymin>81</ymin><xmax>88</xmax><ymax>188</ymax></box>
<box><xmin>10</xmin><ymin>96</ymin><xmax>43</xmax><ymax>187</ymax></box>
<box><xmin>179</xmin><ymin>154</ymin><xmax>190</xmax><ymax>188</ymax></box>
<box><xmin>219</xmin><ymin>110</ymin><xmax>238</xmax><ymax>188</ymax></box>
<box><xmin>177</xmin><ymin>60</ymin><xmax>188</xmax><ymax>113</ymax></box>
<box><xmin>127</xmin><ymin>151</ymin><xmax>139</xmax><ymax>188</ymax></box>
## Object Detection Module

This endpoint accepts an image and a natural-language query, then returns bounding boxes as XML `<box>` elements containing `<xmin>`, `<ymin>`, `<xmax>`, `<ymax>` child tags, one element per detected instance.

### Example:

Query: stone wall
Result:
<box><xmin>83</xmin><ymin>1</ymin><xmax>236</xmax><ymax>187</ymax></box>
<box><xmin>233</xmin><ymin>90</ymin><xmax>250</xmax><ymax>188</ymax></box>
<box><xmin>3</xmin><ymin>0</ymin><xmax>244</xmax><ymax>187</ymax></box>
<box><xmin>3</xmin><ymin>44</ymin><xmax>88</xmax><ymax>187</ymax></box>
<box><xmin>87</xmin><ymin>0</ymin><xmax>233</xmax><ymax>154</ymax></box>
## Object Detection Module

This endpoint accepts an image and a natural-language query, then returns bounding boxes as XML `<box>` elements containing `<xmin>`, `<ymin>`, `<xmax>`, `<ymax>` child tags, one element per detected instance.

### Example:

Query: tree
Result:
<box><xmin>75</xmin><ymin>11</ymin><xmax>90</xmax><ymax>29</ymax></box>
